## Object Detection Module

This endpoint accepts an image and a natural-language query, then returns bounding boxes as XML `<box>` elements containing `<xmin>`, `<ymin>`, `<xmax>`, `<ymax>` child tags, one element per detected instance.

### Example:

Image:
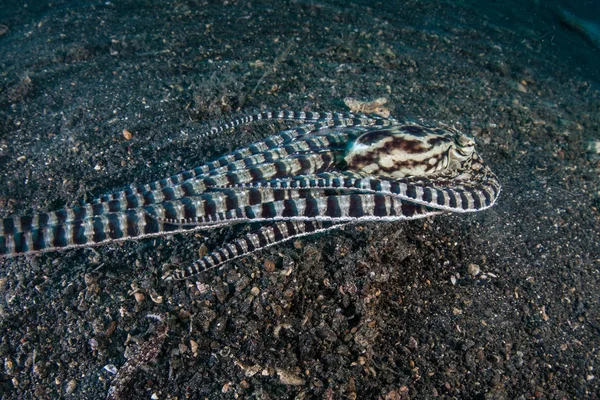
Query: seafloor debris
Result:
<box><xmin>106</xmin><ymin>316</ymin><xmax>169</xmax><ymax>400</ymax></box>
<box><xmin>344</xmin><ymin>97</ymin><xmax>391</xmax><ymax>117</ymax></box>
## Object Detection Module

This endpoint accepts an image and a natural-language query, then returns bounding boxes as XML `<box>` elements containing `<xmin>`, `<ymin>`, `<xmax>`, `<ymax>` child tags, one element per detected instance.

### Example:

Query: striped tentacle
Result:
<box><xmin>143</xmin><ymin>185</ymin><xmax>340</xmax><ymax>226</ymax></box>
<box><xmin>0</xmin><ymin>158</ymin><xmax>496</xmax><ymax>260</ymax></box>
<box><xmin>0</xmin><ymin>208</ymin><xmax>177</xmax><ymax>256</ymax></box>
<box><xmin>150</xmin><ymin>192</ymin><xmax>446</xmax><ymax>228</ymax></box>
<box><xmin>170</xmin><ymin>195</ymin><xmax>445</xmax><ymax>280</ymax></box>
<box><xmin>0</xmin><ymin>120</ymin><xmax>387</xmax><ymax>254</ymax></box>
<box><xmin>88</xmin><ymin>114</ymin><xmax>397</xmax><ymax>205</ymax></box>
<box><xmin>0</xmin><ymin>187</ymin><xmax>318</xmax><ymax>256</ymax></box>
<box><xmin>0</xmin><ymin>189</ymin><xmax>443</xmax><ymax>257</ymax></box>
<box><xmin>225</xmin><ymin>168</ymin><xmax>501</xmax><ymax>213</ymax></box>
<box><xmin>0</xmin><ymin>172</ymin><xmax>495</xmax><ymax>258</ymax></box>
<box><xmin>99</xmin><ymin>145</ymin><xmax>349</xmax><ymax>222</ymax></box>
<box><xmin>0</xmin><ymin>198</ymin><xmax>265</xmax><ymax>256</ymax></box>
<box><xmin>0</xmin><ymin>127</ymin><xmax>355</xmax><ymax>238</ymax></box>
<box><xmin>168</xmin><ymin>220</ymin><xmax>348</xmax><ymax>279</ymax></box>
<box><xmin>197</xmin><ymin>110</ymin><xmax>362</xmax><ymax>139</ymax></box>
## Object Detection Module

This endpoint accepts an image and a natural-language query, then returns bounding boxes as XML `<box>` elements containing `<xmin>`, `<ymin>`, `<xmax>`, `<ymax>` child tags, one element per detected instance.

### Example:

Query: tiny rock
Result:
<box><xmin>221</xmin><ymin>382</ymin><xmax>230</xmax><ymax>393</ymax></box>
<box><xmin>408</xmin><ymin>336</ymin><xmax>418</xmax><ymax>349</ymax></box>
<box><xmin>190</xmin><ymin>340</ymin><xmax>199</xmax><ymax>356</ymax></box>
<box><xmin>263</xmin><ymin>259</ymin><xmax>276</xmax><ymax>273</ymax></box>
<box><xmin>276</xmin><ymin>368</ymin><xmax>306</xmax><ymax>386</ymax></box>
<box><xmin>65</xmin><ymin>379</ymin><xmax>77</xmax><ymax>394</ymax></box>
<box><xmin>344</xmin><ymin>97</ymin><xmax>391</xmax><ymax>118</ymax></box>
<box><xmin>468</xmin><ymin>263</ymin><xmax>481</xmax><ymax>276</ymax></box>
<box><xmin>149</xmin><ymin>290</ymin><xmax>163</xmax><ymax>304</ymax></box>
<box><xmin>587</xmin><ymin>140</ymin><xmax>600</xmax><ymax>154</ymax></box>
<box><xmin>134</xmin><ymin>292</ymin><xmax>145</xmax><ymax>303</ymax></box>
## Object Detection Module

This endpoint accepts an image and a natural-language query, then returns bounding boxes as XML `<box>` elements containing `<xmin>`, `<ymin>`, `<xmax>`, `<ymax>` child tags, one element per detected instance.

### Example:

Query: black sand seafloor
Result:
<box><xmin>0</xmin><ymin>0</ymin><xmax>599</xmax><ymax>399</ymax></box>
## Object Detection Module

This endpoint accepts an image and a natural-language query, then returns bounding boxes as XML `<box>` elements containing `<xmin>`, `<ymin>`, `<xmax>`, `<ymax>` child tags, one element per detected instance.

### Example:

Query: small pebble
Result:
<box><xmin>179</xmin><ymin>343</ymin><xmax>188</xmax><ymax>354</ymax></box>
<box><xmin>408</xmin><ymin>336</ymin><xmax>418</xmax><ymax>349</ymax></box>
<box><xmin>587</xmin><ymin>140</ymin><xmax>600</xmax><ymax>154</ymax></box>
<box><xmin>122</xmin><ymin>128</ymin><xmax>133</xmax><ymax>140</ymax></box>
<box><xmin>65</xmin><ymin>379</ymin><xmax>77</xmax><ymax>394</ymax></box>
<box><xmin>244</xmin><ymin>365</ymin><xmax>261</xmax><ymax>377</ymax></box>
<box><xmin>344</xmin><ymin>97</ymin><xmax>391</xmax><ymax>118</ymax></box>
<box><xmin>134</xmin><ymin>292</ymin><xmax>145</xmax><ymax>303</ymax></box>
<box><xmin>276</xmin><ymin>368</ymin><xmax>305</xmax><ymax>386</ymax></box>
<box><xmin>221</xmin><ymin>382</ymin><xmax>231</xmax><ymax>393</ymax></box>
<box><xmin>104</xmin><ymin>364</ymin><xmax>117</xmax><ymax>375</ymax></box>
<box><xmin>516</xmin><ymin>82</ymin><xmax>527</xmax><ymax>93</ymax></box>
<box><xmin>263</xmin><ymin>259</ymin><xmax>276</xmax><ymax>273</ymax></box>
<box><xmin>89</xmin><ymin>338</ymin><xmax>99</xmax><ymax>352</ymax></box>
<box><xmin>5</xmin><ymin>358</ymin><xmax>14</xmax><ymax>375</ymax></box>
<box><xmin>190</xmin><ymin>340</ymin><xmax>198</xmax><ymax>356</ymax></box>
<box><xmin>468</xmin><ymin>263</ymin><xmax>480</xmax><ymax>276</ymax></box>
<box><xmin>149</xmin><ymin>290</ymin><xmax>163</xmax><ymax>304</ymax></box>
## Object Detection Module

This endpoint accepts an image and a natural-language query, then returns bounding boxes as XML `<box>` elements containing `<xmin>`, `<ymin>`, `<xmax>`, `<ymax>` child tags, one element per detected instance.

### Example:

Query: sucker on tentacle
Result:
<box><xmin>0</xmin><ymin>110</ymin><xmax>500</xmax><ymax>280</ymax></box>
